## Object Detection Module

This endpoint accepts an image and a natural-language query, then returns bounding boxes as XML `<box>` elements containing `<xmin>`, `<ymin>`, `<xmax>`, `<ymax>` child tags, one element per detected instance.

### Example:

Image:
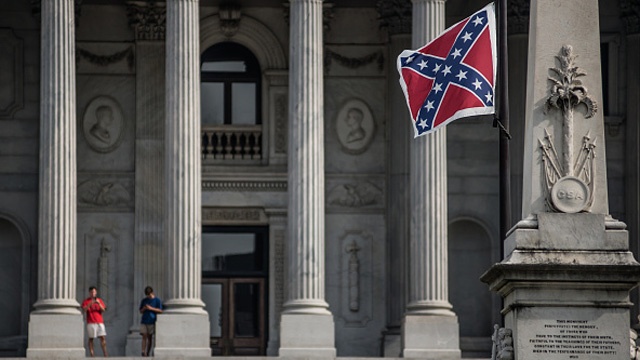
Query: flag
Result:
<box><xmin>397</xmin><ymin>3</ymin><xmax>497</xmax><ymax>137</ymax></box>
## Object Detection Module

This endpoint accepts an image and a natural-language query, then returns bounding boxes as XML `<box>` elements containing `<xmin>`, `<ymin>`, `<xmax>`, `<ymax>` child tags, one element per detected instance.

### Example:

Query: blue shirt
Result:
<box><xmin>139</xmin><ymin>297</ymin><xmax>162</xmax><ymax>324</ymax></box>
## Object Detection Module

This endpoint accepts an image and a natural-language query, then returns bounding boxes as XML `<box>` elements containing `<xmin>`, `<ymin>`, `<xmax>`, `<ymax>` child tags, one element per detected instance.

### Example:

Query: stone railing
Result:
<box><xmin>201</xmin><ymin>125</ymin><xmax>262</xmax><ymax>162</ymax></box>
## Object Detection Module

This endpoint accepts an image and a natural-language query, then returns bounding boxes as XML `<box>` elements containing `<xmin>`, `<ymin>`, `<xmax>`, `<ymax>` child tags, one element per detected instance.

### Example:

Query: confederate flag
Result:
<box><xmin>397</xmin><ymin>3</ymin><xmax>497</xmax><ymax>137</ymax></box>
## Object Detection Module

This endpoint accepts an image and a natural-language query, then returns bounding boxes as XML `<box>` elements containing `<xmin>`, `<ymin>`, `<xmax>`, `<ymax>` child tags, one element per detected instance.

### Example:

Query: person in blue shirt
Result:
<box><xmin>139</xmin><ymin>286</ymin><xmax>163</xmax><ymax>357</ymax></box>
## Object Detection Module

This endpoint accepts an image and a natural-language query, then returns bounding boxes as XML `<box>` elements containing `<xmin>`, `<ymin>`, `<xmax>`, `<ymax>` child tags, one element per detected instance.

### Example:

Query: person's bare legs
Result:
<box><xmin>88</xmin><ymin>338</ymin><xmax>95</xmax><ymax>357</ymax></box>
<box><xmin>99</xmin><ymin>336</ymin><xmax>108</xmax><ymax>357</ymax></box>
<box><xmin>145</xmin><ymin>334</ymin><xmax>153</xmax><ymax>357</ymax></box>
<box><xmin>141</xmin><ymin>334</ymin><xmax>147</xmax><ymax>356</ymax></box>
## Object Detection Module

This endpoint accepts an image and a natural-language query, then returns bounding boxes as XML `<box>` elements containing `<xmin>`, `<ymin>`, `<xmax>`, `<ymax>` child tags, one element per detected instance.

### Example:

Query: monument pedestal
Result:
<box><xmin>402</xmin><ymin>315</ymin><xmax>461</xmax><ymax>359</ymax></box>
<box><xmin>26</xmin><ymin>313</ymin><xmax>85</xmax><ymax>358</ymax></box>
<box><xmin>154</xmin><ymin>313</ymin><xmax>211</xmax><ymax>357</ymax></box>
<box><xmin>279</xmin><ymin>313</ymin><xmax>336</xmax><ymax>357</ymax></box>
<box><xmin>482</xmin><ymin>214</ymin><xmax>640</xmax><ymax>360</ymax></box>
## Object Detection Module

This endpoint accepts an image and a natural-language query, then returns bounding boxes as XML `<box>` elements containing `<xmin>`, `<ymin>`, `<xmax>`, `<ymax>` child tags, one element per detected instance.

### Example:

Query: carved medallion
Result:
<box><xmin>335</xmin><ymin>99</ymin><xmax>376</xmax><ymax>154</ymax></box>
<box><xmin>82</xmin><ymin>96</ymin><xmax>125</xmax><ymax>153</ymax></box>
<box><xmin>550</xmin><ymin>176</ymin><xmax>590</xmax><ymax>214</ymax></box>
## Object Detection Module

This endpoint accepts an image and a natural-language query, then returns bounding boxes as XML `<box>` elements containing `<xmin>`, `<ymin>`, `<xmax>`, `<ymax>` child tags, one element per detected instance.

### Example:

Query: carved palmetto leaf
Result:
<box><xmin>545</xmin><ymin>45</ymin><xmax>597</xmax><ymax>118</ymax></box>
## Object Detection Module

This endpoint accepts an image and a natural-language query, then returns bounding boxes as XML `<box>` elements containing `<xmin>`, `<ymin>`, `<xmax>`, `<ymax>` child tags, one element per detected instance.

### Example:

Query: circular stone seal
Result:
<box><xmin>550</xmin><ymin>176</ymin><xmax>590</xmax><ymax>213</ymax></box>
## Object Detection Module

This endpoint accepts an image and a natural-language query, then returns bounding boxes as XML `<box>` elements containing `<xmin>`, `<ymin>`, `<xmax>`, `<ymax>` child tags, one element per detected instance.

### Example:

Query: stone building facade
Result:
<box><xmin>0</xmin><ymin>0</ymin><xmax>638</xmax><ymax>358</ymax></box>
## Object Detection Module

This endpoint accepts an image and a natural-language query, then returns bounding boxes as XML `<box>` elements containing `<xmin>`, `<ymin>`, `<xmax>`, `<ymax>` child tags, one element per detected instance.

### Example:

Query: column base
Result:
<box><xmin>279</xmin><ymin>313</ymin><xmax>336</xmax><ymax>357</ymax></box>
<box><xmin>402</xmin><ymin>315</ymin><xmax>461</xmax><ymax>359</ymax></box>
<box><xmin>125</xmin><ymin>327</ymin><xmax>142</xmax><ymax>356</ymax></box>
<box><xmin>382</xmin><ymin>332</ymin><xmax>401</xmax><ymax>357</ymax></box>
<box><xmin>27</xmin><ymin>313</ymin><xmax>85</xmax><ymax>358</ymax></box>
<box><xmin>154</xmin><ymin>313</ymin><xmax>210</xmax><ymax>357</ymax></box>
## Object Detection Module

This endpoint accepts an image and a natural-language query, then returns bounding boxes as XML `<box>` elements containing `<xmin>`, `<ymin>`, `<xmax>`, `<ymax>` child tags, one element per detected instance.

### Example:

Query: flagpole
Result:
<box><xmin>498</xmin><ymin>0</ymin><xmax>511</xmax><ymax>248</ymax></box>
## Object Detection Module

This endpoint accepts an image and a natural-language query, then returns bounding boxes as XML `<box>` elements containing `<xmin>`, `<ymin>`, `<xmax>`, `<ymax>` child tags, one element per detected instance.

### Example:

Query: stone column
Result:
<box><xmin>482</xmin><ymin>1</ymin><xmax>640</xmax><ymax>359</ymax></box>
<box><xmin>279</xmin><ymin>0</ymin><xmax>336</xmax><ymax>357</ymax></box>
<box><xmin>506</xmin><ymin>0</ymin><xmax>529</xmax><ymax>231</ymax></box>
<box><xmin>154</xmin><ymin>0</ymin><xmax>210</xmax><ymax>357</ymax></box>
<box><xmin>377</xmin><ymin>0</ymin><xmax>411</xmax><ymax>356</ymax></box>
<box><xmin>401</xmin><ymin>1</ymin><xmax>460</xmax><ymax>358</ymax></box>
<box><xmin>125</xmin><ymin>2</ymin><xmax>167</xmax><ymax>355</ymax></box>
<box><xmin>622</xmin><ymin>0</ymin><xmax>640</xmax><ymax>327</ymax></box>
<box><xmin>27</xmin><ymin>0</ymin><xmax>84</xmax><ymax>358</ymax></box>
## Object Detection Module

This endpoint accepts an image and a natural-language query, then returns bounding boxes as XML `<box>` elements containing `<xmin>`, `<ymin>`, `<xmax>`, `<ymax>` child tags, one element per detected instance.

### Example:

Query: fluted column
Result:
<box><xmin>154</xmin><ymin>0</ymin><xmax>210</xmax><ymax>356</ymax></box>
<box><xmin>279</xmin><ymin>0</ymin><xmax>335</xmax><ymax>356</ymax></box>
<box><xmin>402</xmin><ymin>0</ymin><xmax>460</xmax><ymax>358</ymax></box>
<box><xmin>27</xmin><ymin>0</ymin><xmax>84</xmax><ymax>357</ymax></box>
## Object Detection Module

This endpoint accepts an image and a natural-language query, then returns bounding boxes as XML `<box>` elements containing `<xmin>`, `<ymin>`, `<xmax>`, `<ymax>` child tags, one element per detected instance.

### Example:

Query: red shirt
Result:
<box><xmin>81</xmin><ymin>297</ymin><xmax>106</xmax><ymax>324</ymax></box>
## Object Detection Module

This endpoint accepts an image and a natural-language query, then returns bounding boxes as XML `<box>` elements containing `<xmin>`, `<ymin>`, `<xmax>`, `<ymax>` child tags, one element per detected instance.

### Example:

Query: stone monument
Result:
<box><xmin>481</xmin><ymin>1</ymin><xmax>640</xmax><ymax>360</ymax></box>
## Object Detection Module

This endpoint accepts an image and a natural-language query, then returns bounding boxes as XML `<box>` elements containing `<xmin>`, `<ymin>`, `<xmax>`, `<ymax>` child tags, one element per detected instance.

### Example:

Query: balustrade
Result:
<box><xmin>201</xmin><ymin>125</ymin><xmax>262</xmax><ymax>161</ymax></box>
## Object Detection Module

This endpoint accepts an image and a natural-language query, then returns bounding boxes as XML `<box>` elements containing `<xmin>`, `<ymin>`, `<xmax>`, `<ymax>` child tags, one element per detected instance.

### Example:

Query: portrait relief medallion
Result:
<box><xmin>335</xmin><ymin>99</ymin><xmax>376</xmax><ymax>154</ymax></box>
<box><xmin>82</xmin><ymin>96</ymin><xmax>125</xmax><ymax>153</ymax></box>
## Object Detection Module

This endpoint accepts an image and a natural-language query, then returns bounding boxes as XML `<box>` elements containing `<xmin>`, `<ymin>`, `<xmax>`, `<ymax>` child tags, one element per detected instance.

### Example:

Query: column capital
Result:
<box><xmin>507</xmin><ymin>0</ymin><xmax>530</xmax><ymax>35</ymax></box>
<box><xmin>621</xmin><ymin>0</ymin><xmax>640</xmax><ymax>35</ymax></box>
<box><xmin>376</xmin><ymin>0</ymin><xmax>412</xmax><ymax>35</ymax></box>
<box><xmin>127</xmin><ymin>1</ymin><xmax>167</xmax><ymax>41</ymax></box>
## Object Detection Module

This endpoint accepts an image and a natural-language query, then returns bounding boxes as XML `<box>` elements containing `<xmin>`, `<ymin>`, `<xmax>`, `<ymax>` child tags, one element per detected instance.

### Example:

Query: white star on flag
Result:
<box><xmin>485</xmin><ymin>92</ymin><xmax>493</xmax><ymax>103</ymax></box>
<box><xmin>419</xmin><ymin>118</ymin><xmax>428</xmax><ymax>129</ymax></box>
<box><xmin>455</xmin><ymin>70</ymin><xmax>468</xmax><ymax>81</ymax></box>
<box><xmin>441</xmin><ymin>65</ymin><xmax>452</xmax><ymax>76</ymax></box>
<box><xmin>432</xmin><ymin>63</ymin><xmax>441</xmax><ymax>72</ymax></box>
<box><xmin>472</xmin><ymin>16</ymin><xmax>484</xmax><ymax>26</ymax></box>
<box><xmin>406</xmin><ymin>56</ymin><xmax>414</xmax><ymax>64</ymax></box>
<box><xmin>451</xmin><ymin>48</ymin><xmax>462</xmax><ymax>58</ymax></box>
<box><xmin>472</xmin><ymin>78</ymin><xmax>482</xmax><ymax>90</ymax></box>
<box><xmin>424</xmin><ymin>101</ymin><xmax>435</xmax><ymax>111</ymax></box>
<box><xmin>418</xmin><ymin>60</ymin><xmax>428</xmax><ymax>70</ymax></box>
<box><xmin>433</xmin><ymin>83</ymin><xmax>443</xmax><ymax>93</ymax></box>
<box><xmin>461</xmin><ymin>32</ymin><xmax>473</xmax><ymax>42</ymax></box>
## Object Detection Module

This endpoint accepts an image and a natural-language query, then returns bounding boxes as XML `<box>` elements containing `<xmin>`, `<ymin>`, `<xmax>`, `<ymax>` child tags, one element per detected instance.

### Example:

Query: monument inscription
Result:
<box><xmin>524</xmin><ymin>319</ymin><xmax>623</xmax><ymax>358</ymax></box>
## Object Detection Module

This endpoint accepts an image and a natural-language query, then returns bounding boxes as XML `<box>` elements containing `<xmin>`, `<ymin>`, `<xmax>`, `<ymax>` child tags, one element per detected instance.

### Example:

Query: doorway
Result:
<box><xmin>201</xmin><ymin>227</ymin><xmax>268</xmax><ymax>356</ymax></box>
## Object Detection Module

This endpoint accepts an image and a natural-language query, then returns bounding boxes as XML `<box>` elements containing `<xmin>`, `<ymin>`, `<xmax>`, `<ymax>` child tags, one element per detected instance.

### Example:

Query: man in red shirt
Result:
<box><xmin>81</xmin><ymin>286</ymin><xmax>108</xmax><ymax>357</ymax></box>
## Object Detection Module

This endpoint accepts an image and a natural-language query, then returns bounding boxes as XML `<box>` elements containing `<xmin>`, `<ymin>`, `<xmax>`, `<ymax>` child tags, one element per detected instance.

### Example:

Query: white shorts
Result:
<box><xmin>86</xmin><ymin>323</ymin><xmax>107</xmax><ymax>338</ymax></box>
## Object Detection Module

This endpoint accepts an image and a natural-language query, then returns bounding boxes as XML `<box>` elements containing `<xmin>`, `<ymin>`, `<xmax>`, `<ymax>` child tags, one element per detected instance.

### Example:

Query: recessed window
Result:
<box><xmin>200</xmin><ymin>42</ymin><xmax>261</xmax><ymax>125</ymax></box>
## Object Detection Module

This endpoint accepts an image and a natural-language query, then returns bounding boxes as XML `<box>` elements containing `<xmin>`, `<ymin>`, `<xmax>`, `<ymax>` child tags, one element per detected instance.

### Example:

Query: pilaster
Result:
<box><xmin>401</xmin><ymin>0</ymin><xmax>460</xmax><ymax>358</ymax></box>
<box><xmin>377</xmin><ymin>0</ymin><xmax>412</xmax><ymax>356</ymax></box>
<box><xmin>27</xmin><ymin>0</ymin><xmax>84</xmax><ymax>356</ymax></box>
<box><xmin>125</xmin><ymin>1</ymin><xmax>167</xmax><ymax>356</ymax></box>
<box><xmin>279</xmin><ymin>0</ymin><xmax>335</xmax><ymax>357</ymax></box>
<box><xmin>154</xmin><ymin>0</ymin><xmax>209</xmax><ymax>356</ymax></box>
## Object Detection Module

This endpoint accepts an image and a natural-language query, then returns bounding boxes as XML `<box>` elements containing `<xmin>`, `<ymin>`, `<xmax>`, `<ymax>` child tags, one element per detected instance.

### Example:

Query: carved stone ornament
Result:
<box><xmin>82</xmin><ymin>96</ymin><xmax>126</xmax><ymax>153</ymax></box>
<box><xmin>541</xmin><ymin>45</ymin><xmax>597</xmax><ymax>213</ymax></box>
<box><xmin>376</xmin><ymin>0</ymin><xmax>412</xmax><ymax>35</ymax></box>
<box><xmin>219</xmin><ymin>3</ymin><xmax>241</xmax><ymax>38</ymax></box>
<box><xmin>491</xmin><ymin>325</ymin><xmax>514</xmax><ymax>360</ymax></box>
<box><xmin>202</xmin><ymin>207</ymin><xmax>268</xmax><ymax>225</ymax></box>
<box><xmin>127</xmin><ymin>1</ymin><xmax>166</xmax><ymax>41</ymax></box>
<box><xmin>76</xmin><ymin>46</ymin><xmax>135</xmax><ymax>70</ymax></box>
<box><xmin>324</xmin><ymin>49</ymin><xmax>384</xmax><ymax>72</ymax></box>
<box><xmin>335</xmin><ymin>99</ymin><xmax>376</xmax><ymax>155</ymax></box>
<box><xmin>78</xmin><ymin>179</ymin><xmax>133</xmax><ymax>209</ymax></box>
<box><xmin>345</xmin><ymin>240</ymin><xmax>361</xmax><ymax>312</ymax></box>
<box><xmin>328</xmin><ymin>181</ymin><xmax>383</xmax><ymax>208</ymax></box>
